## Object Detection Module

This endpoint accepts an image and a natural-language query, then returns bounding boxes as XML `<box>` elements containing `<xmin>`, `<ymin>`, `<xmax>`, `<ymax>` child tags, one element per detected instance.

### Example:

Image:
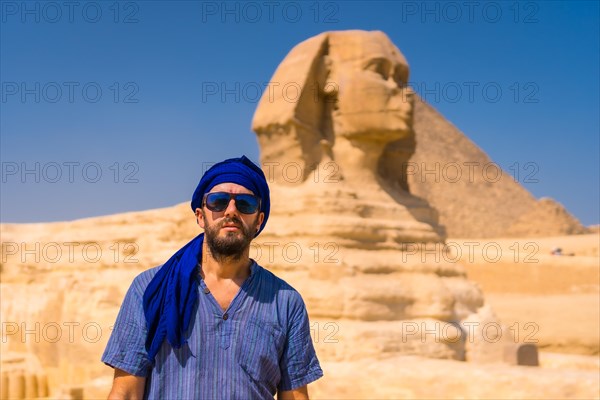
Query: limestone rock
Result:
<box><xmin>253</xmin><ymin>29</ymin><xmax>586</xmax><ymax>239</ymax></box>
<box><xmin>503</xmin><ymin>343</ymin><xmax>540</xmax><ymax>366</ymax></box>
<box><xmin>252</xmin><ymin>29</ymin><xmax>493</xmax><ymax>365</ymax></box>
<box><xmin>462</xmin><ymin>305</ymin><xmax>507</xmax><ymax>363</ymax></box>
<box><xmin>408</xmin><ymin>95</ymin><xmax>588</xmax><ymax>237</ymax></box>
<box><xmin>506</xmin><ymin>197</ymin><xmax>588</xmax><ymax>237</ymax></box>
<box><xmin>253</xmin><ymin>30</ymin><xmax>445</xmax><ymax>245</ymax></box>
<box><xmin>0</xmin><ymin>353</ymin><xmax>48</xmax><ymax>399</ymax></box>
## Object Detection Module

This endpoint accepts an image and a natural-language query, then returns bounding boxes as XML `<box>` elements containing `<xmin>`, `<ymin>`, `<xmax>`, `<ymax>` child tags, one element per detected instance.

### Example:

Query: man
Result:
<box><xmin>102</xmin><ymin>156</ymin><xmax>323</xmax><ymax>399</ymax></box>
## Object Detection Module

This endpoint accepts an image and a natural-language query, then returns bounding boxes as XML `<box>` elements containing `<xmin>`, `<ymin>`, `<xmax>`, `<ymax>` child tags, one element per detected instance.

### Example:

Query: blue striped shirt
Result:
<box><xmin>102</xmin><ymin>261</ymin><xmax>323</xmax><ymax>399</ymax></box>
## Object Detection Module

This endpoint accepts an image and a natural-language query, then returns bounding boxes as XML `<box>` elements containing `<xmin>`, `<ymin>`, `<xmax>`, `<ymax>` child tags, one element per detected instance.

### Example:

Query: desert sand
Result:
<box><xmin>1</xmin><ymin>212</ymin><xmax>598</xmax><ymax>399</ymax></box>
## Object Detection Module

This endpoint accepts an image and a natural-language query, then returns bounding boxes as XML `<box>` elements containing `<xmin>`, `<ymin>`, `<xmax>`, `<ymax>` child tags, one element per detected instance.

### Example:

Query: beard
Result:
<box><xmin>203</xmin><ymin>212</ymin><xmax>258</xmax><ymax>262</ymax></box>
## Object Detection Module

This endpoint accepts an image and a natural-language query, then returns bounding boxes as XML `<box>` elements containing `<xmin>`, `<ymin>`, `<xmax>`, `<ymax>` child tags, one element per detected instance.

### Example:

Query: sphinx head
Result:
<box><xmin>252</xmin><ymin>30</ymin><xmax>415</xmax><ymax>186</ymax></box>
<box><xmin>326</xmin><ymin>31</ymin><xmax>412</xmax><ymax>141</ymax></box>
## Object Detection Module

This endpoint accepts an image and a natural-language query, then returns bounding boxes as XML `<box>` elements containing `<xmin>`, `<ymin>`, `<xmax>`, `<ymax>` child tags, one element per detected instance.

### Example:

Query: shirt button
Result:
<box><xmin>203</xmin><ymin>287</ymin><xmax>210</xmax><ymax>294</ymax></box>
<box><xmin>223</xmin><ymin>313</ymin><xmax>229</xmax><ymax>320</ymax></box>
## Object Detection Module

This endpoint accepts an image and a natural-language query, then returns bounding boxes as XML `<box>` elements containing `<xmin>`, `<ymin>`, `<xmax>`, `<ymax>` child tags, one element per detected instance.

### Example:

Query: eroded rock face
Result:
<box><xmin>253</xmin><ymin>30</ymin><xmax>587</xmax><ymax>240</ymax></box>
<box><xmin>506</xmin><ymin>197</ymin><xmax>588</xmax><ymax>237</ymax></box>
<box><xmin>408</xmin><ymin>101</ymin><xmax>588</xmax><ymax>238</ymax></box>
<box><xmin>253</xmin><ymin>30</ymin><xmax>444</xmax><ymax>246</ymax></box>
<box><xmin>251</xmin><ymin>29</ymin><xmax>494</xmax><ymax>362</ymax></box>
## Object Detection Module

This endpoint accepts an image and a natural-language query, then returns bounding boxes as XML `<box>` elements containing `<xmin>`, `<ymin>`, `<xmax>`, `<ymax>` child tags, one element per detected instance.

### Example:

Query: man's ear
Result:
<box><xmin>256</xmin><ymin>212</ymin><xmax>265</xmax><ymax>232</ymax></box>
<box><xmin>195</xmin><ymin>208</ymin><xmax>205</xmax><ymax>228</ymax></box>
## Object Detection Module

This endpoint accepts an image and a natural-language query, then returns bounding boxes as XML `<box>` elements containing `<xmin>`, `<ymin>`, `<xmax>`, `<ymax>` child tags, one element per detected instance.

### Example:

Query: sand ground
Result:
<box><xmin>1</xmin><ymin>232</ymin><xmax>598</xmax><ymax>399</ymax></box>
<box><xmin>457</xmin><ymin>234</ymin><xmax>599</xmax><ymax>356</ymax></box>
<box><xmin>309</xmin><ymin>234</ymin><xmax>600</xmax><ymax>399</ymax></box>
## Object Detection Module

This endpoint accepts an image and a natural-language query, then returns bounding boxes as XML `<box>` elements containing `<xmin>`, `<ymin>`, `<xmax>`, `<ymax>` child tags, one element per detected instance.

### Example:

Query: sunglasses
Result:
<box><xmin>203</xmin><ymin>192</ymin><xmax>261</xmax><ymax>214</ymax></box>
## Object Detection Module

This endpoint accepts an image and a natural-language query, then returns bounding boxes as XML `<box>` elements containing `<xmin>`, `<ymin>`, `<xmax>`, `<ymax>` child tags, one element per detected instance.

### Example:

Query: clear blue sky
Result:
<box><xmin>1</xmin><ymin>1</ymin><xmax>599</xmax><ymax>226</ymax></box>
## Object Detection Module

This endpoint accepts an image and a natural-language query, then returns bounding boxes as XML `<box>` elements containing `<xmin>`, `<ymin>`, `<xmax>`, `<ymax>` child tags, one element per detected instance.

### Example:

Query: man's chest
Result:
<box><xmin>210</xmin><ymin>286</ymin><xmax>239</xmax><ymax>311</ymax></box>
<box><xmin>203</xmin><ymin>279</ymin><xmax>243</xmax><ymax>311</ymax></box>
<box><xmin>176</xmin><ymin>296</ymin><xmax>286</xmax><ymax>394</ymax></box>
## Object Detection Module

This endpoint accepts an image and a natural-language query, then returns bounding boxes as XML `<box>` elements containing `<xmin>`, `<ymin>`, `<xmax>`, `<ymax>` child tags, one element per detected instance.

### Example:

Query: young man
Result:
<box><xmin>102</xmin><ymin>156</ymin><xmax>323</xmax><ymax>399</ymax></box>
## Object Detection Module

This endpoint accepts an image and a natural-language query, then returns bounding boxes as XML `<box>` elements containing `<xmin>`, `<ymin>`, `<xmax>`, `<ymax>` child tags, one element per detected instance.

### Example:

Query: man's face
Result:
<box><xmin>195</xmin><ymin>183</ymin><xmax>264</xmax><ymax>260</ymax></box>
<box><xmin>329</xmin><ymin>32</ymin><xmax>413</xmax><ymax>142</ymax></box>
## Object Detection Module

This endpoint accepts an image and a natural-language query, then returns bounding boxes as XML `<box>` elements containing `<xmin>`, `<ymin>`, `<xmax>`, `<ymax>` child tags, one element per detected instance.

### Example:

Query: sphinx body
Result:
<box><xmin>251</xmin><ymin>31</ymin><xmax>499</xmax><ymax>361</ymax></box>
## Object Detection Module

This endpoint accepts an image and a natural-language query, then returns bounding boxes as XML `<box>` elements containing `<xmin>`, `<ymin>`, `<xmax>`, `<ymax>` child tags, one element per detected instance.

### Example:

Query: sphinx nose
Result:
<box><xmin>385</xmin><ymin>76</ymin><xmax>402</xmax><ymax>92</ymax></box>
<box><xmin>387</xmin><ymin>91</ymin><xmax>413</xmax><ymax>115</ymax></box>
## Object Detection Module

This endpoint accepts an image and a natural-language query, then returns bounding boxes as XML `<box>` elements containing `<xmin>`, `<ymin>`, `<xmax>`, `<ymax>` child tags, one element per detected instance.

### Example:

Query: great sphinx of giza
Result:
<box><xmin>253</xmin><ymin>30</ymin><xmax>445</xmax><ymax>246</ymax></box>
<box><xmin>251</xmin><ymin>30</ymin><xmax>495</xmax><ymax>361</ymax></box>
<box><xmin>253</xmin><ymin>30</ymin><xmax>587</xmax><ymax>240</ymax></box>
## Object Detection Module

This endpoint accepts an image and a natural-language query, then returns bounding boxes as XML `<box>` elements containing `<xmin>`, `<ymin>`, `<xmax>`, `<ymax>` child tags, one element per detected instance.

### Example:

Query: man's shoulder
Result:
<box><xmin>255</xmin><ymin>262</ymin><xmax>292</xmax><ymax>288</ymax></box>
<box><xmin>129</xmin><ymin>264</ymin><xmax>163</xmax><ymax>292</ymax></box>
<box><xmin>254</xmin><ymin>262</ymin><xmax>305</xmax><ymax>304</ymax></box>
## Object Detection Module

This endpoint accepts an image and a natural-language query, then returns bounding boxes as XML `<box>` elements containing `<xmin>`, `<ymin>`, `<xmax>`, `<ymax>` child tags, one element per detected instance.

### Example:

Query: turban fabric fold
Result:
<box><xmin>142</xmin><ymin>156</ymin><xmax>270</xmax><ymax>361</ymax></box>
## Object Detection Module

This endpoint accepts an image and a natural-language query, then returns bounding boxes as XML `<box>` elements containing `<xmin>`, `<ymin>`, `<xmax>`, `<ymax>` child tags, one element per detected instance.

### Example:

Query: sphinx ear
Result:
<box><xmin>252</xmin><ymin>33</ymin><xmax>330</xmax><ymax>182</ymax></box>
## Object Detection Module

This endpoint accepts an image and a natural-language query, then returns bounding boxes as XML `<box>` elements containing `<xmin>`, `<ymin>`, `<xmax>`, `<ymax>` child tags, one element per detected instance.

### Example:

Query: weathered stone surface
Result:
<box><xmin>408</xmin><ymin>94</ymin><xmax>588</xmax><ymax>238</ymax></box>
<box><xmin>507</xmin><ymin>197</ymin><xmax>588</xmax><ymax>237</ymax></box>
<box><xmin>1</xmin><ymin>225</ymin><xmax>596</xmax><ymax>400</ymax></box>
<box><xmin>252</xmin><ymin>29</ymin><xmax>491</xmax><ymax>363</ymax></box>
<box><xmin>253</xmin><ymin>29</ymin><xmax>586</xmax><ymax>239</ymax></box>
<box><xmin>0</xmin><ymin>353</ymin><xmax>48</xmax><ymax>399</ymax></box>
<box><xmin>253</xmin><ymin>30</ymin><xmax>445</xmax><ymax>245</ymax></box>
<box><xmin>504</xmin><ymin>343</ymin><xmax>540</xmax><ymax>366</ymax></box>
<box><xmin>462</xmin><ymin>305</ymin><xmax>508</xmax><ymax>363</ymax></box>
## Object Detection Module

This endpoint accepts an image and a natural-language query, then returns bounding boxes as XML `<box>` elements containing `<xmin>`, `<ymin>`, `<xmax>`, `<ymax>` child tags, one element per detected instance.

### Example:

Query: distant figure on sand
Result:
<box><xmin>551</xmin><ymin>247</ymin><xmax>575</xmax><ymax>256</ymax></box>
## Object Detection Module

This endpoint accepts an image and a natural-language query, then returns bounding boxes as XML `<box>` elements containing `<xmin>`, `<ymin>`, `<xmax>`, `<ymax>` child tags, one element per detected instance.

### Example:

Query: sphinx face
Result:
<box><xmin>328</xmin><ymin>32</ymin><xmax>414</xmax><ymax>143</ymax></box>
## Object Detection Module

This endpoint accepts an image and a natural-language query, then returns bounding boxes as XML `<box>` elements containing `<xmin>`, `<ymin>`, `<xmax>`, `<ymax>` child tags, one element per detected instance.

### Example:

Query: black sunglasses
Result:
<box><xmin>203</xmin><ymin>192</ymin><xmax>261</xmax><ymax>214</ymax></box>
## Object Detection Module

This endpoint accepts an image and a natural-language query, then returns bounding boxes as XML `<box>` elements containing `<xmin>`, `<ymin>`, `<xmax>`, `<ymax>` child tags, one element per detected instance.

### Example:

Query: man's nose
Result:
<box><xmin>224</xmin><ymin>198</ymin><xmax>239</xmax><ymax>215</ymax></box>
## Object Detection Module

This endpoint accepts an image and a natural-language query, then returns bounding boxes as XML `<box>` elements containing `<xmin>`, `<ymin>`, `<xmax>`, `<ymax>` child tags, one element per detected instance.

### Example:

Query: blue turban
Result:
<box><xmin>190</xmin><ymin>155</ymin><xmax>270</xmax><ymax>234</ymax></box>
<box><xmin>142</xmin><ymin>155</ymin><xmax>270</xmax><ymax>362</ymax></box>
